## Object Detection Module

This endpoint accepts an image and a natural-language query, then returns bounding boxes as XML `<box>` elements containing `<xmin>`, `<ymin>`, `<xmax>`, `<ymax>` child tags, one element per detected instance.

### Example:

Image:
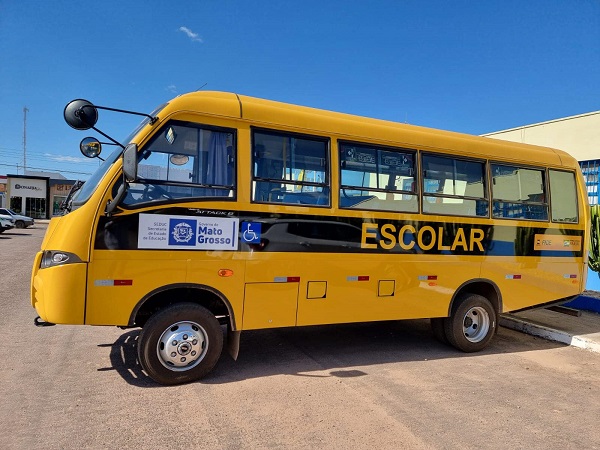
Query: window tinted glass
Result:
<box><xmin>252</xmin><ymin>131</ymin><xmax>329</xmax><ymax>206</ymax></box>
<box><xmin>422</xmin><ymin>154</ymin><xmax>488</xmax><ymax>217</ymax></box>
<box><xmin>549</xmin><ymin>170</ymin><xmax>578</xmax><ymax>223</ymax></box>
<box><xmin>491</xmin><ymin>164</ymin><xmax>548</xmax><ymax>220</ymax></box>
<box><xmin>122</xmin><ymin>122</ymin><xmax>235</xmax><ymax>206</ymax></box>
<box><xmin>339</xmin><ymin>143</ymin><xmax>417</xmax><ymax>212</ymax></box>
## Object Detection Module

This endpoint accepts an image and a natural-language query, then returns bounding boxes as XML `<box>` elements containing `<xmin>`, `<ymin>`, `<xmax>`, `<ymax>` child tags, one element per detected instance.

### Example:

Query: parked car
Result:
<box><xmin>0</xmin><ymin>216</ymin><xmax>15</xmax><ymax>233</ymax></box>
<box><xmin>0</xmin><ymin>208</ymin><xmax>34</xmax><ymax>228</ymax></box>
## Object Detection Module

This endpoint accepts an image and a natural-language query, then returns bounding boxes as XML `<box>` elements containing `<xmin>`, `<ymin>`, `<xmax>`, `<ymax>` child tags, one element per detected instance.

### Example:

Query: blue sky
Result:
<box><xmin>1</xmin><ymin>0</ymin><xmax>599</xmax><ymax>180</ymax></box>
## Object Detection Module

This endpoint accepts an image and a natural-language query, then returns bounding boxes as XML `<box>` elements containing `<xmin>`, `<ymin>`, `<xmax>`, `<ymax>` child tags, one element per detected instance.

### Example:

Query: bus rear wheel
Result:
<box><xmin>444</xmin><ymin>294</ymin><xmax>496</xmax><ymax>352</ymax></box>
<box><xmin>137</xmin><ymin>303</ymin><xmax>223</xmax><ymax>385</ymax></box>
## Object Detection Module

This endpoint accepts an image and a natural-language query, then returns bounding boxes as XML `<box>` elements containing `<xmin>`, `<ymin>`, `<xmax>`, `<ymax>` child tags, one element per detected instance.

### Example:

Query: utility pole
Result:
<box><xmin>23</xmin><ymin>106</ymin><xmax>29</xmax><ymax>173</ymax></box>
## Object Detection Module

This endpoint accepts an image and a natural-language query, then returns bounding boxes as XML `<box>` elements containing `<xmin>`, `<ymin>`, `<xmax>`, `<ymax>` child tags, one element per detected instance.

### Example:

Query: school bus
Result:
<box><xmin>31</xmin><ymin>92</ymin><xmax>589</xmax><ymax>385</ymax></box>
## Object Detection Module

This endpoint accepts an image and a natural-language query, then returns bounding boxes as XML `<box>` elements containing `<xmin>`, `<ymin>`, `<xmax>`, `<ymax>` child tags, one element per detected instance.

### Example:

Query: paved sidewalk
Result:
<box><xmin>501</xmin><ymin>306</ymin><xmax>600</xmax><ymax>353</ymax></box>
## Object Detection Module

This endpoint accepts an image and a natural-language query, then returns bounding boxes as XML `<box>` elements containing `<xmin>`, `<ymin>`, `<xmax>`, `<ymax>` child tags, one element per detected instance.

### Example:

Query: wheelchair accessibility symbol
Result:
<box><xmin>241</xmin><ymin>222</ymin><xmax>261</xmax><ymax>244</ymax></box>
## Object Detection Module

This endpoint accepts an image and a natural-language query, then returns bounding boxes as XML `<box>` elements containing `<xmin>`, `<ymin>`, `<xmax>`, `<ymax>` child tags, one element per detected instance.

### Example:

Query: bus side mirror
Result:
<box><xmin>123</xmin><ymin>143</ymin><xmax>138</xmax><ymax>182</ymax></box>
<box><xmin>64</xmin><ymin>99</ymin><xmax>98</xmax><ymax>130</ymax></box>
<box><xmin>80</xmin><ymin>137</ymin><xmax>102</xmax><ymax>158</ymax></box>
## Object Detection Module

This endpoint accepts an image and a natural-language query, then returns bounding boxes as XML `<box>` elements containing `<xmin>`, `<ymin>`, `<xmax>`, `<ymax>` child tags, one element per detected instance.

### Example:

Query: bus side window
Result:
<box><xmin>421</xmin><ymin>154</ymin><xmax>488</xmax><ymax>217</ymax></box>
<box><xmin>549</xmin><ymin>170</ymin><xmax>578</xmax><ymax>223</ymax></box>
<box><xmin>491</xmin><ymin>164</ymin><xmax>548</xmax><ymax>221</ymax></box>
<box><xmin>252</xmin><ymin>130</ymin><xmax>330</xmax><ymax>206</ymax></box>
<box><xmin>120</xmin><ymin>121</ymin><xmax>236</xmax><ymax>206</ymax></box>
<box><xmin>339</xmin><ymin>142</ymin><xmax>417</xmax><ymax>213</ymax></box>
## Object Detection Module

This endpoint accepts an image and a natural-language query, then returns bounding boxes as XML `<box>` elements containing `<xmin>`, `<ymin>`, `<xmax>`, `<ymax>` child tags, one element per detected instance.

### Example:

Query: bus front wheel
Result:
<box><xmin>137</xmin><ymin>303</ymin><xmax>223</xmax><ymax>385</ymax></box>
<box><xmin>444</xmin><ymin>294</ymin><xmax>496</xmax><ymax>352</ymax></box>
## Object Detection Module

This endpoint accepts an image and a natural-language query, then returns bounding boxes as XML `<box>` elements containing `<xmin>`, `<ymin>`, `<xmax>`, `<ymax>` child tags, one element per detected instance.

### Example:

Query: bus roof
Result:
<box><xmin>167</xmin><ymin>91</ymin><xmax>578</xmax><ymax>169</ymax></box>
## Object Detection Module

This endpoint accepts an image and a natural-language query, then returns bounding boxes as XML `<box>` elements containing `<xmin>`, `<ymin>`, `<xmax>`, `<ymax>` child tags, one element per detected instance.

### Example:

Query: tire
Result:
<box><xmin>444</xmin><ymin>294</ymin><xmax>496</xmax><ymax>353</ymax></box>
<box><xmin>16</xmin><ymin>221</ymin><xmax>25</xmax><ymax>229</ymax></box>
<box><xmin>137</xmin><ymin>303</ymin><xmax>223</xmax><ymax>385</ymax></box>
<box><xmin>430</xmin><ymin>318</ymin><xmax>449</xmax><ymax>345</ymax></box>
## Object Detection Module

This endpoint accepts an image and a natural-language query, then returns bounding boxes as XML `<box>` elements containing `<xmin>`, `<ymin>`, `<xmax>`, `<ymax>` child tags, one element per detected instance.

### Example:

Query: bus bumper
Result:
<box><xmin>31</xmin><ymin>253</ymin><xmax>87</xmax><ymax>325</ymax></box>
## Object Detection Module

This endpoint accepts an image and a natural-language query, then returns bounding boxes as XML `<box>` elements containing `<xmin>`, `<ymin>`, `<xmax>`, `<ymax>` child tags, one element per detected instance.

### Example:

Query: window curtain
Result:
<box><xmin>206</xmin><ymin>131</ymin><xmax>231</xmax><ymax>196</ymax></box>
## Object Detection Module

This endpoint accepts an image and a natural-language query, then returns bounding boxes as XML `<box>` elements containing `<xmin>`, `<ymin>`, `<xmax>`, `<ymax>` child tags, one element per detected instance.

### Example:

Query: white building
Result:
<box><xmin>5</xmin><ymin>172</ymin><xmax>77</xmax><ymax>219</ymax></box>
<box><xmin>483</xmin><ymin>111</ymin><xmax>600</xmax><ymax>204</ymax></box>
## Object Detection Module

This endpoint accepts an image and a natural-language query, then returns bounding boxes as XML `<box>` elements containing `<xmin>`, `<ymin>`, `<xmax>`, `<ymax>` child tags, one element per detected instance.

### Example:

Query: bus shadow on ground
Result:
<box><xmin>104</xmin><ymin>319</ymin><xmax>565</xmax><ymax>387</ymax></box>
<box><xmin>99</xmin><ymin>330</ymin><xmax>158</xmax><ymax>388</ymax></box>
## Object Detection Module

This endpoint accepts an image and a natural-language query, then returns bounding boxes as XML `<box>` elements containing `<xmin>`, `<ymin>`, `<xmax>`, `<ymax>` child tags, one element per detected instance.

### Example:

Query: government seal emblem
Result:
<box><xmin>171</xmin><ymin>221</ymin><xmax>194</xmax><ymax>244</ymax></box>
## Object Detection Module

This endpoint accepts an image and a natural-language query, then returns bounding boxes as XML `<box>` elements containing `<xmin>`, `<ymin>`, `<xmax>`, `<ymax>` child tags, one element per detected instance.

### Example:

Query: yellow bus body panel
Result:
<box><xmin>85</xmin><ymin>250</ymin><xmax>247</xmax><ymax>326</ymax></box>
<box><xmin>31</xmin><ymin>199</ymin><xmax>101</xmax><ymax>324</ymax></box>
<box><xmin>481</xmin><ymin>257</ymin><xmax>584</xmax><ymax>312</ymax></box>
<box><xmin>31</xmin><ymin>261</ymin><xmax>87</xmax><ymax>325</ymax></box>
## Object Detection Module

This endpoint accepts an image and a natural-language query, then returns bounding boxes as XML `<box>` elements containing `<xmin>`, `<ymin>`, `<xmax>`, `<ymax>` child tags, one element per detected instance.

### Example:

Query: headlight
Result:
<box><xmin>40</xmin><ymin>251</ymin><xmax>82</xmax><ymax>268</ymax></box>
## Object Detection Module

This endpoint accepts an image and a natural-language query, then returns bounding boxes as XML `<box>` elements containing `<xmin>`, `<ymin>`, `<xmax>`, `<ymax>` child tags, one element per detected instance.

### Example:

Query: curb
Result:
<box><xmin>499</xmin><ymin>315</ymin><xmax>600</xmax><ymax>354</ymax></box>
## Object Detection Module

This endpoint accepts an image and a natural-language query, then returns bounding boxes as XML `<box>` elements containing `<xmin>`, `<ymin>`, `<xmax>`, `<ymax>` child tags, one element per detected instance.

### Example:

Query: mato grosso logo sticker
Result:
<box><xmin>169</xmin><ymin>219</ymin><xmax>196</xmax><ymax>246</ymax></box>
<box><xmin>138</xmin><ymin>214</ymin><xmax>239</xmax><ymax>250</ymax></box>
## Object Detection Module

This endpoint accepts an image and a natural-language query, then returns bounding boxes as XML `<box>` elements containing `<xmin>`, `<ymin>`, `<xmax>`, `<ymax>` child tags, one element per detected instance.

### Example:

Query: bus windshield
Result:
<box><xmin>70</xmin><ymin>146</ymin><xmax>123</xmax><ymax>209</ymax></box>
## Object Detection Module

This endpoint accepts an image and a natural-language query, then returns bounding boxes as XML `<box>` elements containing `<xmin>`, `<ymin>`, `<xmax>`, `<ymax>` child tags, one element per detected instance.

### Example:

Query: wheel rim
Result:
<box><xmin>462</xmin><ymin>306</ymin><xmax>490</xmax><ymax>343</ymax></box>
<box><xmin>157</xmin><ymin>321</ymin><xmax>208</xmax><ymax>372</ymax></box>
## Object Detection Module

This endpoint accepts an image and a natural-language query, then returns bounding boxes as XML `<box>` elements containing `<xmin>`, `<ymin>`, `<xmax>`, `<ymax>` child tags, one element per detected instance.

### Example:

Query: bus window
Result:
<box><xmin>491</xmin><ymin>164</ymin><xmax>548</xmax><ymax>220</ymax></box>
<box><xmin>122</xmin><ymin>121</ymin><xmax>235</xmax><ymax>205</ymax></box>
<box><xmin>339</xmin><ymin>142</ymin><xmax>417</xmax><ymax>212</ymax></box>
<box><xmin>549</xmin><ymin>170</ymin><xmax>578</xmax><ymax>223</ymax></box>
<box><xmin>422</xmin><ymin>154</ymin><xmax>488</xmax><ymax>217</ymax></box>
<box><xmin>252</xmin><ymin>130</ymin><xmax>329</xmax><ymax>206</ymax></box>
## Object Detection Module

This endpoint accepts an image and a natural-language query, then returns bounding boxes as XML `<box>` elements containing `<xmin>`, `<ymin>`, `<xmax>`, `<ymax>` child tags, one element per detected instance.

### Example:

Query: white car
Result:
<box><xmin>0</xmin><ymin>208</ymin><xmax>34</xmax><ymax>228</ymax></box>
<box><xmin>0</xmin><ymin>216</ymin><xmax>15</xmax><ymax>233</ymax></box>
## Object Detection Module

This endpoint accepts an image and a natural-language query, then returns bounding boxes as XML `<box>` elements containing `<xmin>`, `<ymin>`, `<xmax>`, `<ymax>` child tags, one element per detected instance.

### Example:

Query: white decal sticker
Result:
<box><xmin>138</xmin><ymin>214</ymin><xmax>239</xmax><ymax>250</ymax></box>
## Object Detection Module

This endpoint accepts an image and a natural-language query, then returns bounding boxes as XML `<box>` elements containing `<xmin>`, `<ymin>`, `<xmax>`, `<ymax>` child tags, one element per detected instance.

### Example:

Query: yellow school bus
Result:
<box><xmin>31</xmin><ymin>92</ymin><xmax>589</xmax><ymax>385</ymax></box>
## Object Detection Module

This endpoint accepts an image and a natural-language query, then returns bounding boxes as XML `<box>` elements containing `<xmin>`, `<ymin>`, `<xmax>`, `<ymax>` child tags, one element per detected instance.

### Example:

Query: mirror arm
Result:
<box><xmin>91</xmin><ymin>126</ymin><xmax>125</xmax><ymax>149</ymax></box>
<box><xmin>94</xmin><ymin>105</ymin><xmax>158</xmax><ymax>125</ymax></box>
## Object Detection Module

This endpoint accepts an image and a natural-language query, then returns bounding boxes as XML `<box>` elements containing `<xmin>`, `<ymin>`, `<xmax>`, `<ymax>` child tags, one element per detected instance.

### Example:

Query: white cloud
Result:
<box><xmin>44</xmin><ymin>154</ymin><xmax>90</xmax><ymax>163</ymax></box>
<box><xmin>167</xmin><ymin>84</ymin><xmax>178</xmax><ymax>94</ymax></box>
<box><xmin>178</xmin><ymin>26</ymin><xmax>203</xmax><ymax>43</ymax></box>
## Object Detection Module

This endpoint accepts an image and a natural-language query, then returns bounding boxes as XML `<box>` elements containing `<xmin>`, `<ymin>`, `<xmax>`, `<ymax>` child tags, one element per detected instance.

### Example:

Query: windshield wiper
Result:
<box><xmin>60</xmin><ymin>180</ymin><xmax>85</xmax><ymax>213</ymax></box>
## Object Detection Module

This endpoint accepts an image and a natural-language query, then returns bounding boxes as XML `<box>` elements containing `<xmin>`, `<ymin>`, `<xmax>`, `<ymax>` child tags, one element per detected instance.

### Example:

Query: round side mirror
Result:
<box><xmin>80</xmin><ymin>137</ymin><xmax>102</xmax><ymax>158</ymax></box>
<box><xmin>64</xmin><ymin>99</ymin><xmax>98</xmax><ymax>130</ymax></box>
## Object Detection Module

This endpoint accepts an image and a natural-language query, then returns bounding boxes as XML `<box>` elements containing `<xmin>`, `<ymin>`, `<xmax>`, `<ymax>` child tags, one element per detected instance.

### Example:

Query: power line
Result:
<box><xmin>0</xmin><ymin>163</ymin><xmax>92</xmax><ymax>176</ymax></box>
<box><xmin>0</xmin><ymin>149</ymin><xmax>100</xmax><ymax>167</ymax></box>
